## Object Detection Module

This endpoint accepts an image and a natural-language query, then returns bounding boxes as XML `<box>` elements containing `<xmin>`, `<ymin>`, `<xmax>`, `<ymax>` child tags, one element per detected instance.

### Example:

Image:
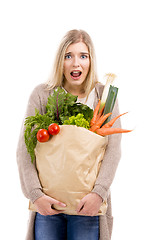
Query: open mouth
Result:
<box><xmin>70</xmin><ymin>71</ymin><xmax>82</xmax><ymax>78</ymax></box>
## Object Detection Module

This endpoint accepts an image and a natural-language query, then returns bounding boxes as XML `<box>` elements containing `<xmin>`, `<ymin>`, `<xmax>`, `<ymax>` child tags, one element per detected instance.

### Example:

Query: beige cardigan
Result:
<box><xmin>16</xmin><ymin>82</ymin><xmax>122</xmax><ymax>240</ymax></box>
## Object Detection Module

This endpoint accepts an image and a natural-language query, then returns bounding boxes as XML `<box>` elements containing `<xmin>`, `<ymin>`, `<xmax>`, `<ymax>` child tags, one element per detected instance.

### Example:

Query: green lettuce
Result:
<box><xmin>63</xmin><ymin>113</ymin><xmax>90</xmax><ymax>129</ymax></box>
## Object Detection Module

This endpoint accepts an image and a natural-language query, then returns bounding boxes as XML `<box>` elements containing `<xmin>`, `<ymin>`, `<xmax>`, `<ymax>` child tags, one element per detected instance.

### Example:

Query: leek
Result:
<box><xmin>99</xmin><ymin>73</ymin><xmax>117</xmax><ymax>111</ymax></box>
<box><xmin>103</xmin><ymin>85</ymin><xmax>118</xmax><ymax>124</ymax></box>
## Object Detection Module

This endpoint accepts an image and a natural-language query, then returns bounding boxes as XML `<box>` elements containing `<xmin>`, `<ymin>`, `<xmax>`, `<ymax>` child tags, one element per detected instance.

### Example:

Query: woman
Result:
<box><xmin>17</xmin><ymin>29</ymin><xmax>122</xmax><ymax>240</ymax></box>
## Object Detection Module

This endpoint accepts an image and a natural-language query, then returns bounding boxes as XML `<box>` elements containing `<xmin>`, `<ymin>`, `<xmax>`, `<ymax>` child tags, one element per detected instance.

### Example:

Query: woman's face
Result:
<box><xmin>63</xmin><ymin>41</ymin><xmax>90</xmax><ymax>91</ymax></box>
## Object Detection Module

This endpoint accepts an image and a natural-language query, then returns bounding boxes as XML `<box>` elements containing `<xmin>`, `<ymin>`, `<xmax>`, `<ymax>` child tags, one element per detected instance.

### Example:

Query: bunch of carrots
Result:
<box><xmin>89</xmin><ymin>100</ymin><xmax>132</xmax><ymax>136</ymax></box>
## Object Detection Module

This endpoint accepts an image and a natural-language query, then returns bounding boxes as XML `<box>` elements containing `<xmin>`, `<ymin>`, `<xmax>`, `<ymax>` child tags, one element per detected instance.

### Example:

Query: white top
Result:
<box><xmin>62</xmin><ymin>87</ymin><xmax>96</xmax><ymax>110</ymax></box>
<box><xmin>77</xmin><ymin>88</ymin><xmax>96</xmax><ymax>110</ymax></box>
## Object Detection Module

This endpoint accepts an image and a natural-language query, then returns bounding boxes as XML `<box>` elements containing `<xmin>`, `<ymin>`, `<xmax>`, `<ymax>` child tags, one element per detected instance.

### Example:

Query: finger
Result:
<box><xmin>77</xmin><ymin>206</ymin><xmax>90</xmax><ymax>216</ymax></box>
<box><xmin>38</xmin><ymin>209</ymin><xmax>52</xmax><ymax>216</ymax></box>
<box><xmin>76</xmin><ymin>201</ymin><xmax>85</xmax><ymax>213</ymax></box>
<box><xmin>77</xmin><ymin>208</ymin><xmax>86</xmax><ymax>215</ymax></box>
<box><xmin>77</xmin><ymin>207</ymin><xmax>97</xmax><ymax>217</ymax></box>
<box><xmin>50</xmin><ymin>198</ymin><xmax>66</xmax><ymax>207</ymax></box>
<box><xmin>47</xmin><ymin>209</ymin><xmax>64</xmax><ymax>216</ymax></box>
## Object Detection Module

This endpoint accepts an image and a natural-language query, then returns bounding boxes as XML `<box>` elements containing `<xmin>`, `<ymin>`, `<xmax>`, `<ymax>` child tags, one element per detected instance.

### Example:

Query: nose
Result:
<box><xmin>73</xmin><ymin>56</ymin><xmax>80</xmax><ymax>67</ymax></box>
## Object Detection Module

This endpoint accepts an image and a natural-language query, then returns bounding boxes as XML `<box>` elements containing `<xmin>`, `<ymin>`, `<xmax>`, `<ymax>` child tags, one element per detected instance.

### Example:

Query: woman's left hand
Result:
<box><xmin>76</xmin><ymin>192</ymin><xmax>103</xmax><ymax>216</ymax></box>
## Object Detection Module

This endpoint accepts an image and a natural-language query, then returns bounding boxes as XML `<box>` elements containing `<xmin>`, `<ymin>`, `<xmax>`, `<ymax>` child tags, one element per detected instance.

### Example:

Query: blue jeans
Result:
<box><xmin>35</xmin><ymin>213</ymin><xmax>99</xmax><ymax>240</ymax></box>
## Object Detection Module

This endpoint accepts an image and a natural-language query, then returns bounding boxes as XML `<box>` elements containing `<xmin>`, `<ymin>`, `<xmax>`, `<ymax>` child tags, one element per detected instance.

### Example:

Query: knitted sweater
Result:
<box><xmin>16</xmin><ymin>82</ymin><xmax>122</xmax><ymax>240</ymax></box>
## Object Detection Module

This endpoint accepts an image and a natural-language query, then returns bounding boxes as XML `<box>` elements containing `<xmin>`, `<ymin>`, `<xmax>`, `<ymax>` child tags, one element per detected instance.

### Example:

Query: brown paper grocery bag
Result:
<box><xmin>29</xmin><ymin>125</ymin><xmax>108</xmax><ymax>215</ymax></box>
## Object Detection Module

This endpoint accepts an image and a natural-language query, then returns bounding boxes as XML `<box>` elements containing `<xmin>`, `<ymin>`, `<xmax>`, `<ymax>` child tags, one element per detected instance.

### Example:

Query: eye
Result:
<box><xmin>81</xmin><ymin>54</ymin><xmax>88</xmax><ymax>59</ymax></box>
<box><xmin>65</xmin><ymin>54</ymin><xmax>72</xmax><ymax>59</ymax></box>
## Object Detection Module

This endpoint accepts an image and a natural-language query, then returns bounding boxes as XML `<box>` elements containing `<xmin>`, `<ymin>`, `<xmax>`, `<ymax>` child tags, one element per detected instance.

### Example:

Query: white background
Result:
<box><xmin>0</xmin><ymin>0</ymin><xmax>160</xmax><ymax>239</ymax></box>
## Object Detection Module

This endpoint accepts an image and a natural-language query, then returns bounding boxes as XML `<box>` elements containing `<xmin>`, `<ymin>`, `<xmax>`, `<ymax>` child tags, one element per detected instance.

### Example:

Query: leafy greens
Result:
<box><xmin>46</xmin><ymin>87</ymin><xmax>93</xmax><ymax>124</ymax></box>
<box><xmin>24</xmin><ymin>87</ymin><xmax>93</xmax><ymax>162</ymax></box>
<box><xmin>63</xmin><ymin>113</ymin><xmax>90</xmax><ymax>129</ymax></box>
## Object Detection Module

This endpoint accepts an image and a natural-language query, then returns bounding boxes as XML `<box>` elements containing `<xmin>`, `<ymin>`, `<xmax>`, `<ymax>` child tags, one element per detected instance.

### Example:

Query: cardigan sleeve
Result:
<box><xmin>92</xmin><ymin>99</ymin><xmax>122</xmax><ymax>201</ymax></box>
<box><xmin>16</xmin><ymin>84</ymin><xmax>48</xmax><ymax>203</ymax></box>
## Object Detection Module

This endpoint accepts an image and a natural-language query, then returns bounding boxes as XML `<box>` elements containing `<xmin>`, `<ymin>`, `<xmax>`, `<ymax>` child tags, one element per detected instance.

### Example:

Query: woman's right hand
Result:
<box><xmin>33</xmin><ymin>195</ymin><xmax>66</xmax><ymax>216</ymax></box>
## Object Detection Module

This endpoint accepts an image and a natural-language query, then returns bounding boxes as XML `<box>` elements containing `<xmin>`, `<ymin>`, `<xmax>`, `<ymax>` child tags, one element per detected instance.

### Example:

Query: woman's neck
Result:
<box><xmin>63</xmin><ymin>83</ymin><xmax>86</xmax><ymax>98</ymax></box>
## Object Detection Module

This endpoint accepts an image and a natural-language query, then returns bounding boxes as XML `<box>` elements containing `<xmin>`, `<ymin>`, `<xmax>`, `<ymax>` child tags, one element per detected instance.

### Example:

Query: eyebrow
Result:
<box><xmin>65</xmin><ymin>52</ymin><xmax>89</xmax><ymax>55</ymax></box>
<box><xmin>80</xmin><ymin>52</ymin><xmax>89</xmax><ymax>55</ymax></box>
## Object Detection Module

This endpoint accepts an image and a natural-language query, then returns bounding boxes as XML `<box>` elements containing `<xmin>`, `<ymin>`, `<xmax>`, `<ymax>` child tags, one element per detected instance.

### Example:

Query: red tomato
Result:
<box><xmin>37</xmin><ymin>129</ymin><xmax>50</xmax><ymax>142</ymax></box>
<box><xmin>48</xmin><ymin>123</ymin><xmax>60</xmax><ymax>135</ymax></box>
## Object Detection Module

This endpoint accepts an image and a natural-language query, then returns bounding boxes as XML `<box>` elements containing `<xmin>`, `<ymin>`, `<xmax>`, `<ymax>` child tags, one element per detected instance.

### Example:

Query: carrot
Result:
<box><xmin>89</xmin><ymin>112</ymin><xmax>112</xmax><ymax>132</ymax></box>
<box><xmin>90</xmin><ymin>100</ymin><xmax>101</xmax><ymax>127</ymax></box>
<box><xmin>96</xmin><ymin>127</ymin><xmax>132</xmax><ymax>136</ymax></box>
<box><xmin>96</xmin><ymin>105</ymin><xmax>105</xmax><ymax>121</ymax></box>
<box><xmin>103</xmin><ymin>112</ymin><xmax>128</xmax><ymax>128</ymax></box>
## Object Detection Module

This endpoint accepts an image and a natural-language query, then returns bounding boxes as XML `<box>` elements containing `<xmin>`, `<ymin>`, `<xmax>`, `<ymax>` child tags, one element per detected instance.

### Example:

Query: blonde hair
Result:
<box><xmin>46</xmin><ymin>29</ymin><xmax>98</xmax><ymax>97</ymax></box>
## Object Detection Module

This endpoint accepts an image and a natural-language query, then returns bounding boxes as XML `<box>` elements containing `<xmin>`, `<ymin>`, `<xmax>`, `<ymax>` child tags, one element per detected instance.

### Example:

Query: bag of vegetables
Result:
<box><xmin>29</xmin><ymin>124</ymin><xmax>108</xmax><ymax>215</ymax></box>
<box><xmin>25</xmin><ymin>76</ymin><xmax>132</xmax><ymax>215</ymax></box>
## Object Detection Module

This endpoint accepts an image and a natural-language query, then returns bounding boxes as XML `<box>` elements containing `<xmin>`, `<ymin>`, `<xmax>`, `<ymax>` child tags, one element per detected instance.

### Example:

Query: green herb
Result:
<box><xmin>63</xmin><ymin>113</ymin><xmax>90</xmax><ymax>129</ymax></box>
<box><xmin>24</xmin><ymin>109</ymin><xmax>55</xmax><ymax>163</ymax></box>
